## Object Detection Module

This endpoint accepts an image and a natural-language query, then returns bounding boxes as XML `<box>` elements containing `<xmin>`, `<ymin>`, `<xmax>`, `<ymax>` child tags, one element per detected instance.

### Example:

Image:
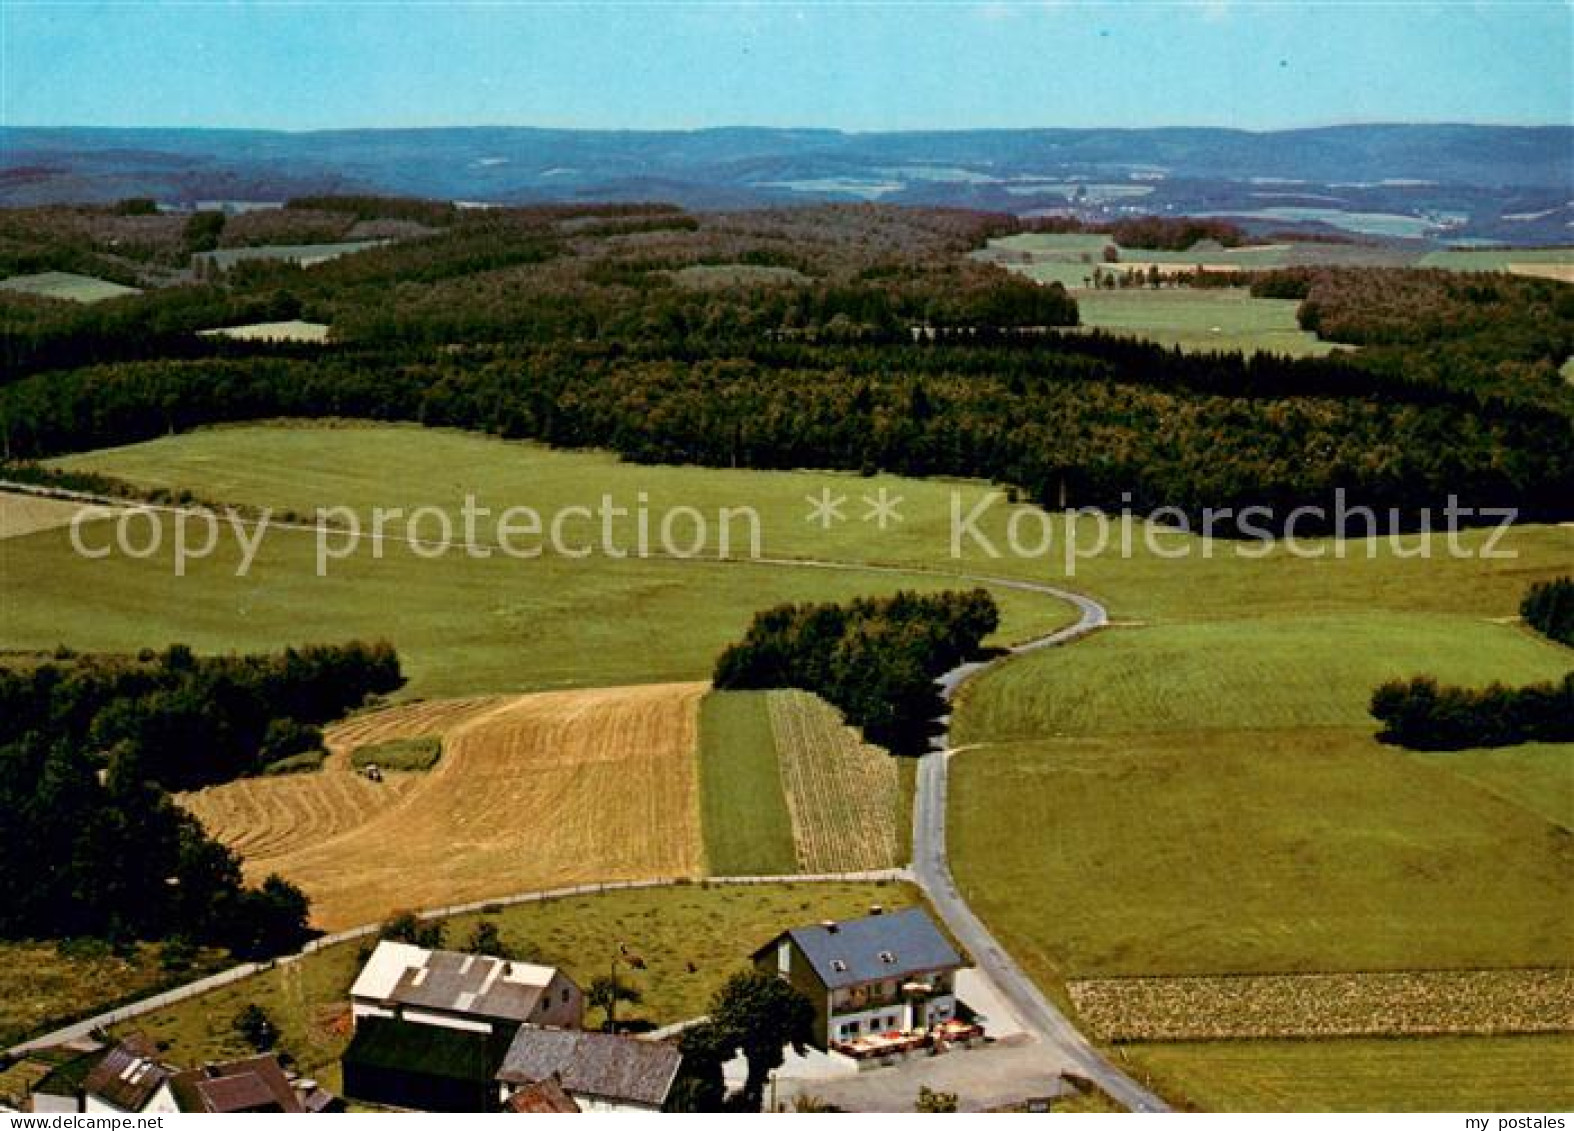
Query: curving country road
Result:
<box><xmin>916</xmin><ymin>582</ymin><xmax>1172</xmax><ymax>1113</ymax></box>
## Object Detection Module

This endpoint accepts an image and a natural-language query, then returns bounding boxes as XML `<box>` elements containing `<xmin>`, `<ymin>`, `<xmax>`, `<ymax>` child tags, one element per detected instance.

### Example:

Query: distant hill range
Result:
<box><xmin>3</xmin><ymin>124</ymin><xmax>1570</xmax><ymax>244</ymax></box>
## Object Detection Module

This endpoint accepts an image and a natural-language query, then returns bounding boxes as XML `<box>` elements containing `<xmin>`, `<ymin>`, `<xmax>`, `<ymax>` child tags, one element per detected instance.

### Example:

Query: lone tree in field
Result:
<box><xmin>708</xmin><ymin>970</ymin><xmax>815</xmax><ymax>1110</ymax></box>
<box><xmin>462</xmin><ymin>920</ymin><xmax>510</xmax><ymax>958</ymax></box>
<box><xmin>233</xmin><ymin>1003</ymin><xmax>280</xmax><ymax>1052</ymax></box>
<box><xmin>379</xmin><ymin>910</ymin><xmax>444</xmax><ymax>949</ymax></box>
<box><xmin>588</xmin><ymin>974</ymin><xmax>644</xmax><ymax>1032</ymax></box>
<box><xmin>1521</xmin><ymin>576</ymin><xmax>1573</xmax><ymax>646</ymax></box>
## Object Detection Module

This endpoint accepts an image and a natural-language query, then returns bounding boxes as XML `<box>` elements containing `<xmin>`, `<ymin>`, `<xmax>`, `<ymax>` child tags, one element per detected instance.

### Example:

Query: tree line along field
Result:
<box><xmin>107</xmin><ymin>881</ymin><xmax>923</xmax><ymax>1095</ymax></box>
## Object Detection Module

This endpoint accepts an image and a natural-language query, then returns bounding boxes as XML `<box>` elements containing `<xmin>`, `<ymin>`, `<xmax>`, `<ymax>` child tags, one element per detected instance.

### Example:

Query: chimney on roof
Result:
<box><xmin>820</xmin><ymin>920</ymin><xmax>838</xmax><ymax>933</ymax></box>
<box><xmin>869</xmin><ymin>904</ymin><xmax>883</xmax><ymax>917</ymax></box>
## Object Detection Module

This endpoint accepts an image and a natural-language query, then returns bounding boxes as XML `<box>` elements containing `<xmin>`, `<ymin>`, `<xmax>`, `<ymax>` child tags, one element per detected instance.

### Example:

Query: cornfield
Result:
<box><xmin>1069</xmin><ymin>968</ymin><xmax>1574</xmax><ymax>1042</ymax></box>
<box><xmin>767</xmin><ymin>690</ymin><xmax>901</xmax><ymax>872</ymax></box>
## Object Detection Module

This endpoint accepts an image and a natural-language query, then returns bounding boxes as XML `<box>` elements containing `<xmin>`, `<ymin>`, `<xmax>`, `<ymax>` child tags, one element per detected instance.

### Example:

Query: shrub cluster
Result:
<box><xmin>1521</xmin><ymin>576</ymin><xmax>1574</xmax><ymax>646</ymax></box>
<box><xmin>1107</xmin><ymin>216</ymin><xmax>1249</xmax><ymax>250</ymax></box>
<box><xmin>1369</xmin><ymin>673</ymin><xmax>1573</xmax><ymax>750</ymax></box>
<box><xmin>713</xmin><ymin>589</ymin><xmax>999</xmax><ymax>752</ymax></box>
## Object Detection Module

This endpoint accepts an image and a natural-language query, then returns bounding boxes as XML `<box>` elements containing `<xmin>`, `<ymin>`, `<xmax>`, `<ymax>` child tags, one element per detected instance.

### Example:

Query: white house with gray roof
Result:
<box><xmin>349</xmin><ymin>941</ymin><xmax>583</xmax><ymax>1036</ymax></box>
<box><xmin>752</xmin><ymin>907</ymin><xmax>963</xmax><ymax>1051</ymax></box>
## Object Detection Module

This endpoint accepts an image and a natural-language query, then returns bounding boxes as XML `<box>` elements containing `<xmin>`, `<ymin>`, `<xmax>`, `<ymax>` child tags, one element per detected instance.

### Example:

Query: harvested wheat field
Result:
<box><xmin>222</xmin><ymin>683</ymin><xmax>707</xmax><ymax>929</ymax></box>
<box><xmin>768</xmin><ymin>689</ymin><xmax>902</xmax><ymax>872</ymax></box>
<box><xmin>181</xmin><ymin>695</ymin><xmax>505</xmax><ymax>858</ymax></box>
<box><xmin>321</xmin><ymin>695</ymin><xmax>503</xmax><ymax>767</ymax></box>
<box><xmin>1508</xmin><ymin>263</ymin><xmax>1574</xmax><ymax>284</ymax></box>
<box><xmin>181</xmin><ymin>772</ymin><xmax>423</xmax><ymax>861</ymax></box>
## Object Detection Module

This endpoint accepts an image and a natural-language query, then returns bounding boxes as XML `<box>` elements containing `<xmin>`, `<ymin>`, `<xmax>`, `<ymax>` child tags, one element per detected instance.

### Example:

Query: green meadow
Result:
<box><xmin>43</xmin><ymin>422</ymin><xmax>1572</xmax><ymax>617</ymax></box>
<box><xmin>0</xmin><ymin>270</ymin><xmax>141</xmax><ymax>303</ymax></box>
<box><xmin>18</xmin><ymin>424</ymin><xmax>1099</xmax><ymax>696</ymax></box>
<box><xmin>1418</xmin><ymin>247</ymin><xmax>1574</xmax><ymax>272</ymax></box>
<box><xmin>1124</xmin><ymin>1035</ymin><xmax>1574</xmax><ymax>1113</ymax></box>
<box><xmin>1074</xmin><ymin>288</ymin><xmax>1337</xmax><ymax>356</ymax></box>
<box><xmin>697</xmin><ymin>691</ymin><xmax>799</xmax><ymax>876</ymax></box>
<box><xmin>974</xmin><ymin>233</ymin><xmax>1340</xmax><ymax>356</ymax></box>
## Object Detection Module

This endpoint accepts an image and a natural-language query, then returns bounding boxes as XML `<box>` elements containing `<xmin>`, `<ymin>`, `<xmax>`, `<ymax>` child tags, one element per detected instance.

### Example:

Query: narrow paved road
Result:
<box><xmin>915</xmin><ymin>583</ymin><xmax>1172</xmax><ymax>1113</ymax></box>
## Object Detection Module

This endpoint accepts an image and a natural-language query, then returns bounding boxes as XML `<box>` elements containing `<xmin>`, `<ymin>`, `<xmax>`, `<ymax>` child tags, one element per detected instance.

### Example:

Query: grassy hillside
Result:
<box><xmin>42</xmin><ymin>422</ymin><xmax>1573</xmax><ymax>621</ymax></box>
<box><xmin>955</xmin><ymin>613</ymin><xmax>1572</xmax><ymax>740</ymax></box>
<box><xmin>18</xmin><ymin>428</ymin><xmax>1088</xmax><ymax>698</ymax></box>
<box><xmin>949</xmin><ymin>729</ymin><xmax>1572</xmax><ymax>978</ymax></box>
<box><xmin>1074</xmin><ymin>288</ymin><xmax>1336</xmax><ymax>357</ymax></box>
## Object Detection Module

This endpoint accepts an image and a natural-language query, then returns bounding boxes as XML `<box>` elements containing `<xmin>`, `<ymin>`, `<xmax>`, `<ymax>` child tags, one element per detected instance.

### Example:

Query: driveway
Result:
<box><xmin>775</xmin><ymin>1039</ymin><xmax>1078</xmax><ymax>1113</ymax></box>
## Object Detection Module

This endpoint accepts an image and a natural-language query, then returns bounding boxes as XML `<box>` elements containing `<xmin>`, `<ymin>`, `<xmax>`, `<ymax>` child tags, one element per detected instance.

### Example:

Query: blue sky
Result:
<box><xmin>2</xmin><ymin>2</ymin><xmax>1569</xmax><ymax>131</ymax></box>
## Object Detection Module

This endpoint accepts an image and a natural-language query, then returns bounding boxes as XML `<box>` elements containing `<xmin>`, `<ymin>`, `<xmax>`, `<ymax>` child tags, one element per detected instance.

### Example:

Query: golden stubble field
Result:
<box><xmin>767</xmin><ymin>689</ymin><xmax>902</xmax><ymax>872</ymax></box>
<box><xmin>180</xmin><ymin>683</ymin><xmax>707</xmax><ymax>929</ymax></box>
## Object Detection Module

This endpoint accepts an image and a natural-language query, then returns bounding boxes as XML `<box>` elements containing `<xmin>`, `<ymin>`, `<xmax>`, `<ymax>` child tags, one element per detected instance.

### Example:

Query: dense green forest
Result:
<box><xmin>4</xmin><ymin>339</ymin><xmax>1568</xmax><ymax>525</ymax></box>
<box><xmin>713</xmin><ymin>589</ymin><xmax>999</xmax><ymax>752</ymax></box>
<box><xmin>0</xmin><ymin>641</ymin><xmax>404</xmax><ymax>790</ymax></box>
<box><xmin>0</xmin><ymin>642</ymin><xmax>402</xmax><ymax>950</ymax></box>
<box><xmin>4</xmin><ymin>198</ymin><xmax>1570</xmax><ymax>528</ymax></box>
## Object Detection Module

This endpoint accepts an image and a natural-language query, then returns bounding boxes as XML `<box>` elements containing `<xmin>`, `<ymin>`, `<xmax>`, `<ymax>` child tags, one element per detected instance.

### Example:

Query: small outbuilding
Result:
<box><xmin>496</xmin><ymin>1028</ymin><xmax>682</xmax><ymax>1114</ymax></box>
<box><xmin>341</xmin><ymin>1017</ymin><xmax>514</xmax><ymax>1112</ymax></box>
